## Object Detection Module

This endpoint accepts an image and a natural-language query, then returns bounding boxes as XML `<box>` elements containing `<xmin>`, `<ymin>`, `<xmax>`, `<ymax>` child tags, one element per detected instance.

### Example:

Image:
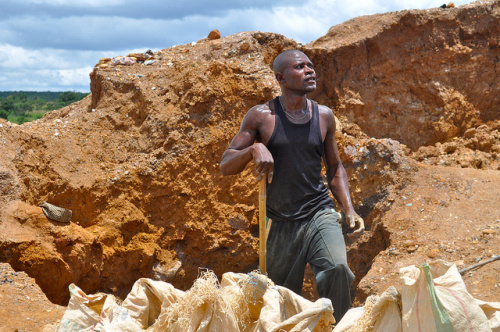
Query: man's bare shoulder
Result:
<box><xmin>317</xmin><ymin>103</ymin><xmax>334</xmax><ymax>115</ymax></box>
<box><xmin>317</xmin><ymin>103</ymin><xmax>335</xmax><ymax>125</ymax></box>
<box><xmin>247</xmin><ymin>102</ymin><xmax>272</xmax><ymax>117</ymax></box>
<box><xmin>243</xmin><ymin>101</ymin><xmax>273</xmax><ymax>125</ymax></box>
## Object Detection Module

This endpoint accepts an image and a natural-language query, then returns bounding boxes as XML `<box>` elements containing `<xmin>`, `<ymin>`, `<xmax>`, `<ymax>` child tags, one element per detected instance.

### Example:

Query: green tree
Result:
<box><xmin>1</xmin><ymin>98</ymin><xmax>15</xmax><ymax>112</ymax></box>
<box><xmin>16</xmin><ymin>93</ymin><xmax>28</xmax><ymax>102</ymax></box>
<box><xmin>58</xmin><ymin>91</ymin><xmax>79</xmax><ymax>103</ymax></box>
<box><xmin>0</xmin><ymin>109</ymin><xmax>8</xmax><ymax>120</ymax></box>
<box><xmin>0</xmin><ymin>91</ymin><xmax>89</xmax><ymax>124</ymax></box>
<box><xmin>16</xmin><ymin>115</ymin><xmax>28</xmax><ymax>124</ymax></box>
<box><xmin>19</xmin><ymin>103</ymin><xmax>33</xmax><ymax>114</ymax></box>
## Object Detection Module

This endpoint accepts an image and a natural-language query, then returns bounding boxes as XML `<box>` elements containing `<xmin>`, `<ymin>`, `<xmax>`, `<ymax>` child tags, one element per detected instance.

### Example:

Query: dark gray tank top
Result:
<box><xmin>266</xmin><ymin>97</ymin><xmax>333</xmax><ymax>222</ymax></box>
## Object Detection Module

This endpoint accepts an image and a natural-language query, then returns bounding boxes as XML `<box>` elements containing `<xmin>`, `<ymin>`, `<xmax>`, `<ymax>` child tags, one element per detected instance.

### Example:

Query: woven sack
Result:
<box><xmin>401</xmin><ymin>260</ymin><xmax>491</xmax><ymax>332</ymax></box>
<box><xmin>40</xmin><ymin>201</ymin><xmax>72</xmax><ymax>223</ymax></box>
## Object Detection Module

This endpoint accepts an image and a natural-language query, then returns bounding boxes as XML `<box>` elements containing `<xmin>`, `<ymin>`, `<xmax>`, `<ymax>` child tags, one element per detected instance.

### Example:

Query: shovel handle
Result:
<box><xmin>259</xmin><ymin>176</ymin><xmax>267</xmax><ymax>274</ymax></box>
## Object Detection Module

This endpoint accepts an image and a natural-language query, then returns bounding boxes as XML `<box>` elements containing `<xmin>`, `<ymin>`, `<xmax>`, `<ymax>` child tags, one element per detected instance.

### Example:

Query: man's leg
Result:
<box><xmin>306</xmin><ymin>208</ymin><xmax>354</xmax><ymax>323</ymax></box>
<box><xmin>266</xmin><ymin>219</ymin><xmax>308</xmax><ymax>295</ymax></box>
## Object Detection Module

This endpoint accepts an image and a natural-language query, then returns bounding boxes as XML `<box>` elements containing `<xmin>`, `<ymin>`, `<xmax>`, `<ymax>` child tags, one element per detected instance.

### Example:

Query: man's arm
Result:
<box><xmin>220</xmin><ymin>105</ymin><xmax>274</xmax><ymax>181</ymax></box>
<box><xmin>321</xmin><ymin>106</ymin><xmax>365</xmax><ymax>233</ymax></box>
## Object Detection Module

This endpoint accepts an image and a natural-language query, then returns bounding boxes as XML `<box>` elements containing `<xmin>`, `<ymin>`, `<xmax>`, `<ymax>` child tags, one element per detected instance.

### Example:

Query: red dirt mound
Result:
<box><xmin>0</xmin><ymin>1</ymin><xmax>499</xmax><ymax>329</ymax></box>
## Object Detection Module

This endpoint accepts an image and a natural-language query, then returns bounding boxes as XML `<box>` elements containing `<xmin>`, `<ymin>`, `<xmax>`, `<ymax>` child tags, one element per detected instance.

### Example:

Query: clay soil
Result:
<box><xmin>0</xmin><ymin>1</ymin><xmax>499</xmax><ymax>330</ymax></box>
<box><xmin>2</xmin><ymin>162</ymin><xmax>499</xmax><ymax>331</ymax></box>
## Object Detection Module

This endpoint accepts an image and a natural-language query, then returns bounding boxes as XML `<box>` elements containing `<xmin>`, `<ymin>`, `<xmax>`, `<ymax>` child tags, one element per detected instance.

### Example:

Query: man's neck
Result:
<box><xmin>280</xmin><ymin>93</ymin><xmax>308</xmax><ymax>112</ymax></box>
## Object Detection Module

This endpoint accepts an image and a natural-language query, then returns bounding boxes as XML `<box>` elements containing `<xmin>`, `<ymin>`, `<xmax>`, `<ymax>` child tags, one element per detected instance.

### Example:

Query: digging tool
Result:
<box><xmin>459</xmin><ymin>255</ymin><xmax>500</xmax><ymax>275</ymax></box>
<box><xmin>259</xmin><ymin>176</ymin><xmax>267</xmax><ymax>274</ymax></box>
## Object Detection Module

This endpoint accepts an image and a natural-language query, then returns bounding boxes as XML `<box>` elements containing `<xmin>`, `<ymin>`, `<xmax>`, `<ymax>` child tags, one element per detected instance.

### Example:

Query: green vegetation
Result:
<box><xmin>0</xmin><ymin>91</ymin><xmax>89</xmax><ymax>124</ymax></box>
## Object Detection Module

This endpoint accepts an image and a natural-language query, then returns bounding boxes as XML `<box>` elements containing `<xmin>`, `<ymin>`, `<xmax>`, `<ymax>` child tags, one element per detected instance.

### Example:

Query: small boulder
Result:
<box><xmin>127</xmin><ymin>53</ymin><xmax>151</xmax><ymax>62</ymax></box>
<box><xmin>112</xmin><ymin>56</ymin><xmax>137</xmax><ymax>66</ymax></box>
<box><xmin>208</xmin><ymin>29</ymin><xmax>221</xmax><ymax>40</ymax></box>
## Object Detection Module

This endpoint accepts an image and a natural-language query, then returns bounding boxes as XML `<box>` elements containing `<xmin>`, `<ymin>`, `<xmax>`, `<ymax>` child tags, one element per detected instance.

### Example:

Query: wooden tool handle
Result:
<box><xmin>259</xmin><ymin>176</ymin><xmax>267</xmax><ymax>274</ymax></box>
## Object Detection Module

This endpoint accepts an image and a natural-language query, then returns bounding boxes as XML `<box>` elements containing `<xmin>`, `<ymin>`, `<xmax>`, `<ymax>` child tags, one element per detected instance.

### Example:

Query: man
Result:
<box><xmin>220</xmin><ymin>49</ymin><xmax>364</xmax><ymax>322</ymax></box>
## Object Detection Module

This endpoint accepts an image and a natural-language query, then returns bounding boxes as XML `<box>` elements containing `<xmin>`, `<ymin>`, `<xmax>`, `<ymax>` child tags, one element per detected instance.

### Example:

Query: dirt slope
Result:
<box><xmin>354</xmin><ymin>165</ymin><xmax>500</xmax><ymax>304</ymax></box>
<box><xmin>0</xmin><ymin>1</ymin><xmax>499</xmax><ymax>329</ymax></box>
<box><xmin>0</xmin><ymin>263</ymin><xmax>65</xmax><ymax>331</ymax></box>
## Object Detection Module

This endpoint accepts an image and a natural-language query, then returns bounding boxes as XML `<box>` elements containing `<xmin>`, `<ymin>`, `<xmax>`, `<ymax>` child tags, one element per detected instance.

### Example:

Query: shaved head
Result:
<box><xmin>273</xmin><ymin>49</ymin><xmax>307</xmax><ymax>74</ymax></box>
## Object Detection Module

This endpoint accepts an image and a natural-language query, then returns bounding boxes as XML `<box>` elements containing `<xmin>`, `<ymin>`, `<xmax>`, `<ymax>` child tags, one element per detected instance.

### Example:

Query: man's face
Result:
<box><xmin>280</xmin><ymin>52</ymin><xmax>316</xmax><ymax>93</ymax></box>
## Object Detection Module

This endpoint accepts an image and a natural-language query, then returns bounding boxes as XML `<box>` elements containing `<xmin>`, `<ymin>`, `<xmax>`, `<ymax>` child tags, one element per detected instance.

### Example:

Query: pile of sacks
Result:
<box><xmin>50</xmin><ymin>260</ymin><xmax>500</xmax><ymax>331</ymax></box>
<box><xmin>335</xmin><ymin>260</ymin><xmax>500</xmax><ymax>332</ymax></box>
<box><xmin>52</xmin><ymin>271</ymin><xmax>334</xmax><ymax>331</ymax></box>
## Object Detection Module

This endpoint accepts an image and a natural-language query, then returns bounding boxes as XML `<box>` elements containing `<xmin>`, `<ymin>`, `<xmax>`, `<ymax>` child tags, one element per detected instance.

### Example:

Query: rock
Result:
<box><xmin>111</xmin><ymin>56</ymin><xmax>136</xmax><ymax>65</ymax></box>
<box><xmin>152</xmin><ymin>260</ymin><xmax>182</xmax><ymax>282</ymax></box>
<box><xmin>406</xmin><ymin>245</ymin><xmax>418</xmax><ymax>253</ymax></box>
<box><xmin>240</xmin><ymin>41</ymin><xmax>251</xmax><ymax>52</ymax></box>
<box><xmin>127</xmin><ymin>52</ymin><xmax>151</xmax><ymax>62</ymax></box>
<box><xmin>208</xmin><ymin>29</ymin><xmax>221</xmax><ymax>40</ymax></box>
<box><xmin>96</xmin><ymin>58</ymin><xmax>111</xmax><ymax>67</ymax></box>
<box><xmin>403</xmin><ymin>240</ymin><xmax>416</xmax><ymax>247</ymax></box>
<box><xmin>427</xmin><ymin>249</ymin><xmax>440</xmax><ymax>258</ymax></box>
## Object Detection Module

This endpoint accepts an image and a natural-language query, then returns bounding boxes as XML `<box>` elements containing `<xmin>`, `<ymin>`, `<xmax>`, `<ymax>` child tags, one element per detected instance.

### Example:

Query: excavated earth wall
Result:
<box><xmin>0</xmin><ymin>1</ymin><xmax>499</xmax><ymax>316</ymax></box>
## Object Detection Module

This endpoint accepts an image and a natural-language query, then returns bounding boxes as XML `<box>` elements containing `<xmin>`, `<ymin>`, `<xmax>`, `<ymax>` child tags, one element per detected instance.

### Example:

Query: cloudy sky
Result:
<box><xmin>1</xmin><ymin>0</ymin><xmax>475</xmax><ymax>92</ymax></box>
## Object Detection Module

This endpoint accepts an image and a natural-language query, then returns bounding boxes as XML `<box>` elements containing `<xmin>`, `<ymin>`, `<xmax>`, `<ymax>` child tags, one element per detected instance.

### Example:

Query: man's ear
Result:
<box><xmin>275</xmin><ymin>72</ymin><xmax>285</xmax><ymax>84</ymax></box>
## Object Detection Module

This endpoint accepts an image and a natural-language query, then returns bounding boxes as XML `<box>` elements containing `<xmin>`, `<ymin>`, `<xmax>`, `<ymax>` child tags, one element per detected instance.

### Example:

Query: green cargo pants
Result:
<box><xmin>266</xmin><ymin>207</ymin><xmax>354</xmax><ymax>322</ymax></box>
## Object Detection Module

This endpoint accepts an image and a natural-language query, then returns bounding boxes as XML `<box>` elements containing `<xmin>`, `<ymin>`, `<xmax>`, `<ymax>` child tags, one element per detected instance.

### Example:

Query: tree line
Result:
<box><xmin>0</xmin><ymin>91</ymin><xmax>89</xmax><ymax>124</ymax></box>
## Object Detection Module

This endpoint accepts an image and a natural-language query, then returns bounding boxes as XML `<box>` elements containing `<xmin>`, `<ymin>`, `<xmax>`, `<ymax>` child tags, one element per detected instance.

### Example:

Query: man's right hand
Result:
<box><xmin>251</xmin><ymin>143</ymin><xmax>274</xmax><ymax>182</ymax></box>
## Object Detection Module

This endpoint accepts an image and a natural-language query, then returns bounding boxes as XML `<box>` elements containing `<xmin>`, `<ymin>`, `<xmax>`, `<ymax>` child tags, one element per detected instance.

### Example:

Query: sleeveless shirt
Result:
<box><xmin>266</xmin><ymin>97</ymin><xmax>334</xmax><ymax>222</ymax></box>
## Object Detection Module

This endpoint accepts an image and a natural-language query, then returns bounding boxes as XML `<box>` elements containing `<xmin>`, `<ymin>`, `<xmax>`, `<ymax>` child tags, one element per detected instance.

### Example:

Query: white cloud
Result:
<box><xmin>198</xmin><ymin>0</ymin><xmax>474</xmax><ymax>45</ymax></box>
<box><xmin>58</xmin><ymin>67</ymin><xmax>94</xmax><ymax>86</ymax></box>
<box><xmin>0</xmin><ymin>14</ymin><xmax>213</xmax><ymax>51</ymax></box>
<box><xmin>0</xmin><ymin>43</ymin><xmax>111</xmax><ymax>91</ymax></box>
<box><xmin>264</xmin><ymin>5</ymin><xmax>330</xmax><ymax>43</ymax></box>
<box><xmin>0</xmin><ymin>0</ymin><xmax>478</xmax><ymax>91</ymax></box>
<box><xmin>0</xmin><ymin>43</ymin><xmax>98</xmax><ymax>69</ymax></box>
<box><xmin>0</xmin><ymin>50</ymin><xmax>8</xmax><ymax>63</ymax></box>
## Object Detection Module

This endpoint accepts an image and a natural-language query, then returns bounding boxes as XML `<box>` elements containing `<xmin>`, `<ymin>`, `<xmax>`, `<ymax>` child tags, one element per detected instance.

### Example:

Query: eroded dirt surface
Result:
<box><xmin>0</xmin><ymin>1</ymin><xmax>499</xmax><ymax>330</ymax></box>
<box><xmin>0</xmin><ymin>263</ymin><xmax>65</xmax><ymax>331</ymax></box>
<box><xmin>354</xmin><ymin>165</ymin><xmax>500</xmax><ymax>305</ymax></box>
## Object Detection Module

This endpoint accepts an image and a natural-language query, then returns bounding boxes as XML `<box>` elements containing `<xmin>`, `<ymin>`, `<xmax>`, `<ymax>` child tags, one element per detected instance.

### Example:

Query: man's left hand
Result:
<box><xmin>346</xmin><ymin>212</ymin><xmax>365</xmax><ymax>233</ymax></box>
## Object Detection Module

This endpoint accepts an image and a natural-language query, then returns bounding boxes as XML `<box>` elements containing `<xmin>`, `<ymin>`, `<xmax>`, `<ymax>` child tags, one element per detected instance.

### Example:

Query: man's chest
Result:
<box><xmin>259</xmin><ymin>114</ymin><xmax>327</xmax><ymax>146</ymax></box>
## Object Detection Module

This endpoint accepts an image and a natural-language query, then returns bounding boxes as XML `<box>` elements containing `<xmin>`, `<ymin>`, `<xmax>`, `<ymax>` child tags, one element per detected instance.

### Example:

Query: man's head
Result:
<box><xmin>273</xmin><ymin>50</ymin><xmax>316</xmax><ymax>93</ymax></box>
